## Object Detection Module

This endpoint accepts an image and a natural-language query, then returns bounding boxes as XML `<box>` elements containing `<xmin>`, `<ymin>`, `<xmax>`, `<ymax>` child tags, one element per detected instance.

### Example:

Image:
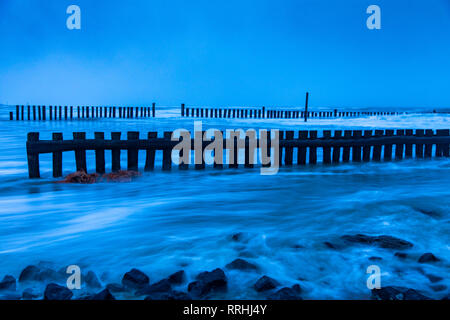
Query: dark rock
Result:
<box><xmin>425</xmin><ymin>274</ymin><xmax>443</xmax><ymax>283</ymax></box>
<box><xmin>254</xmin><ymin>276</ymin><xmax>280</xmax><ymax>292</ymax></box>
<box><xmin>442</xmin><ymin>294</ymin><xmax>450</xmax><ymax>300</ymax></box>
<box><xmin>106</xmin><ymin>283</ymin><xmax>126</xmax><ymax>293</ymax></box>
<box><xmin>394</xmin><ymin>252</ymin><xmax>407</xmax><ymax>259</ymax></box>
<box><xmin>136</xmin><ymin>279</ymin><xmax>172</xmax><ymax>296</ymax></box>
<box><xmin>122</xmin><ymin>268</ymin><xmax>149</xmax><ymax>289</ymax></box>
<box><xmin>371</xmin><ymin>286</ymin><xmax>431</xmax><ymax>300</ymax></box>
<box><xmin>0</xmin><ymin>275</ymin><xmax>16</xmax><ymax>291</ymax></box>
<box><xmin>418</xmin><ymin>253</ymin><xmax>440</xmax><ymax>263</ymax></box>
<box><xmin>267</xmin><ymin>284</ymin><xmax>302</xmax><ymax>300</ymax></box>
<box><xmin>22</xmin><ymin>288</ymin><xmax>39</xmax><ymax>300</ymax></box>
<box><xmin>368</xmin><ymin>256</ymin><xmax>382</xmax><ymax>261</ymax></box>
<box><xmin>19</xmin><ymin>265</ymin><xmax>40</xmax><ymax>282</ymax></box>
<box><xmin>44</xmin><ymin>283</ymin><xmax>73</xmax><ymax>300</ymax></box>
<box><xmin>91</xmin><ymin>288</ymin><xmax>115</xmax><ymax>300</ymax></box>
<box><xmin>341</xmin><ymin>234</ymin><xmax>413</xmax><ymax>250</ymax></box>
<box><xmin>188</xmin><ymin>268</ymin><xmax>227</xmax><ymax>297</ymax></box>
<box><xmin>85</xmin><ymin>271</ymin><xmax>102</xmax><ymax>289</ymax></box>
<box><xmin>231</xmin><ymin>232</ymin><xmax>244</xmax><ymax>242</ymax></box>
<box><xmin>225</xmin><ymin>258</ymin><xmax>258</xmax><ymax>271</ymax></box>
<box><xmin>168</xmin><ymin>270</ymin><xmax>185</xmax><ymax>285</ymax></box>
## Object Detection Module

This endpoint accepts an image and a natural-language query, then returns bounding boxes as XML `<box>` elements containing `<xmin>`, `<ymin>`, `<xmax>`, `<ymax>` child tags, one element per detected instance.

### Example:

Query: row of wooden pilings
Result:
<box><xmin>26</xmin><ymin>128</ymin><xmax>450</xmax><ymax>178</ymax></box>
<box><xmin>9</xmin><ymin>104</ymin><xmax>156</xmax><ymax>120</ymax></box>
<box><xmin>180</xmin><ymin>104</ymin><xmax>403</xmax><ymax>119</ymax></box>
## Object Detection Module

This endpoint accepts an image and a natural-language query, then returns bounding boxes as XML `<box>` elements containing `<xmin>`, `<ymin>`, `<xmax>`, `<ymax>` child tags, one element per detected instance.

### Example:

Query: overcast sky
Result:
<box><xmin>1</xmin><ymin>0</ymin><xmax>449</xmax><ymax>108</ymax></box>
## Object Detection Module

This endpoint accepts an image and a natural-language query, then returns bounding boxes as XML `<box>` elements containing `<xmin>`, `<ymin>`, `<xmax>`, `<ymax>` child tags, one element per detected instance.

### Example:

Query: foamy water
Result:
<box><xmin>0</xmin><ymin>106</ymin><xmax>449</xmax><ymax>299</ymax></box>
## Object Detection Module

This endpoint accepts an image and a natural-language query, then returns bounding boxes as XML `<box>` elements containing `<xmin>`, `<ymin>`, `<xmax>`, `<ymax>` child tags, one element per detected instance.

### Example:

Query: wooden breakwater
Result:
<box><xmin>9</xmin><ymin>104</ymin><xmax>156</xmax><ymax>120</ymax></box>
<box><xmin>26</xmin><ymin>129</ymin><xmax>450</xmax><ymax>178</ymax></box>
<box><xmin>180</xmin><ymin>104</ymin><xmax>404</xmax><ymax>119</ymax></box>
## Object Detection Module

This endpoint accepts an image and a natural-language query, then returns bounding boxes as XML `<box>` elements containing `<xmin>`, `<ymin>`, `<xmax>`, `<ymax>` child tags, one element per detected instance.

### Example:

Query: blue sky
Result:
<box><xmin>0</xmin><ymin>0</ymin><xmax>449</xmax><ymax>108</ymax></box>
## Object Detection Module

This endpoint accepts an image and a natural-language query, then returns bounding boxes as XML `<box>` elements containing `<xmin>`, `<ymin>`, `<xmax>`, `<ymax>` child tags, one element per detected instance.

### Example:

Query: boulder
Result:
<box><xmin>418</xmin><ymin>253</ymin><xmax>440</xmax><ymax>263</ymax></box>
<box><xmin>22</xmin><ymin>288</ymin><xmax>39</xmax><ymax>300</ymax></box>
<box><xmin>168</xmin><ymin>270</ymin><xmax>185</xmax><ymax>285</ymax></box>
<box><xmin>44</xmin><ymin>283</ymin><xmax>73</xmax><ymax>300</ymax></box>
<box><xmin>267</xmin><ymin>284</ymin><xmax>302</xmax><ymax>300</ymax></box>
<box><xmin>106</xmin><ymin>283</ymin><xmax>126</xmax><ymax>293</ymax></box>
<box><xmin>225</xmin><ymin>259</ymin><xmax>258</xmax><ymax>271</ymax></box>
<box><xmin>59</xmin><ymin>171</ymin><xmax>99</xmax><ymax>184</ymax></box>
<box><xmin>253</xmin><ymin>276</ymin><xmax>280</xmax><ymax>292</ymax></box>
<box><xmin>0</xmin><ymin>275</ymin><xmax>16</xmax><ymax>291</ymax></box>
<box><xmin>122</xmin><ymin>268</ymin><xmax>149</xmax><ymax>289</ymax></box>
<box><xmin>18</xmin><ymin>265</ymin><xmax>40</xmax><ymax>282</ymax></box>
<box><xmin>371</xmin><ymin>286</ymin><xmax>431</xmax><ymax>300</ymax></box>
<box><xmin>341</xmin><ymin>234</ymin><xmax>413</xmax><ymax>250</ymax></box>
<box><xmin>91</xmin><ymin>288</ymin><xmax>115</xmax><ymax>300</ymax></box>
<box><xmin>136</xmin><ymin>279</ymin><xmax>172</xmax><ymax>296</ymax></box>
<box><xmin>188</xmin><ymin>268</ymin><xmax>227</xmax><ymax>297</ymax></box>
<box><xmin>425</xmin><ymin>274</ymin><xmax>443</xmax><ymax>283</ymax></box>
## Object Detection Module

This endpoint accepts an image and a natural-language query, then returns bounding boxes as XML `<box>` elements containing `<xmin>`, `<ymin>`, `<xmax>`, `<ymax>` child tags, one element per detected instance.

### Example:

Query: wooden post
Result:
<box><xmin>16</xmin><ymin>105</ymin><xmax>19</xmax><ymax>120</ymax></box>
<box><xmin>27</xmin><ymin>132</ymin><xmax>40</xmax><ymax>178</ymax></box>
<box><xmin>162</xmin><ymin>131</ymin><xmax>172</xmax><ymax>170</ymax></box>
<box><xmin>278</xmin><ymin>131</ymin><xmax>284</xmax><ymax>166</ymax></box>
<box><xmin>285</xmin><ymin>131</ymin><xmax>294</xmax><ymax>165</ymax></box>
<box><xmin>332</xmin><ymin>130</ymin><xmax>342</xmax><ymax>163</ymax></box>
<box><xmin>52</xmin><ymin>133</ymin><xmax>63</xmax><ymax>177</ymax></box>
<box><xmin>111</xmin><ymin>132</ymin><xmax>121</xmax><ymax>172</ymax></box>
<box><xmin>181</xmin><ymin>103</ymin><xmax>185</xmax><ymax>117</ymax></box>
<box><xmin>152</xmin><ymin>102</ymin><xmax>156</xmax><ymax>117</ymax></box>
<box><xmin>21</xmin><ymin>105</ymin><xmax>24</xmax><ymax>120</ymax></box>
<box><xmin>342</xmin><ymin>130</ymin><xmax>352</xmax><ymax>162</ymax></box>
<box><xmin>27</xmin><ymin>105</ymin><xmax>31</xmax><ymax>120</ymax></box>
<box><xmin>363</xmin><ymin>130</ymin><xmax>372</xmax><ymax>162</ymax></box>
<box><xmin>297</xmin><ymin>131</ymin><xmax>308</xmax><ymax>165</ymax></box>
<box><xmin>214</xmin><ymin>130</ymin><xmax>224</xmax><ymax>169</ymax></box>
<box><xmin>405</xmin><ymin>129</ymin><xmax>413</xmax><ymax>158</ymax></box>
<box><xmin>323</xmin><ymin>130</ymin><xmax>332</xmax><ymax>164</ymax></box>
<box><xmin>244</xmin><ymin>135</ymin><xmax>253</xmax><ymax>168</ymax></box>
<box><xmin>304</xmin><ymin>92</ymin><xmax>309</xmax><ymax>122</ymax></box>
<box><xmin>127</xmin><ymin>131</ymin><xmax>139</xmax><ymax>171</ymax></box>
<box><xmin>49</xmin><ymin>106</ymin><xmax>53</xmax><ymax>120</ymax></box>
<box><xmin>309</xmin><ymin>131</ymin><xmax>317</xmax><ymax>164</ymax></box>
<box><xmin>395</xmin><ymin>129</ymin><xmax>405</xmax><ymax>160</ymax></box>
<box><xmin>94</xmin><ymin>132</ymin><xmax>105</xmax><ymax>174</ymax></box>
<box><xmin>384</xmin><ymin>129</ymin><xmax>394</xmax><ymax>161</ymax></box>
<box><xmin>33</xmin><ymin>105</ymin><xmax>36</xmax><ymax>120</ymax></box>
<box><xmin>424</xmin><ymin>129</ymin><xmax>434</xmax><ymax>158</ymax></box>
<box><xmin>372</xmin><ymin>130</ymin><xmax>383</xmax><ymax>161</ymax></box>
<box><xmin>436</xmin><ymin>129</ymin><xmax>450</xmax><ymax>157</ymax></box>
<box><xmin>38</xmin><ymin>106</ymin><xmax>41</xmax><ymax>120</ymax></box>
<box><xmin>9</xmin><ymin>112</ymin><xmax>13</xmax><ymax>120</ymax></box>
<box><xmin>145</xmin><ymin>132</ymin><xmax>157</xmax><ymax>171</ymax></box>
<box><xmin>73</xmin><ymin>132</ymin><xmax>87</xmax><ymax>172</ymax></box>
<box><xmin>352</xmin><ymin>130</ymin><xmax>362</xmax><ymax>162</ymax></box>
<box><xmin>415</xmin><ymin>129</ymin><xmax>424</xmax><ymax>158</ymax></box>
<box><xmin>64</xmin><ymin>106</ymin><xmax>68</xmax><ymax>119</ymax></box>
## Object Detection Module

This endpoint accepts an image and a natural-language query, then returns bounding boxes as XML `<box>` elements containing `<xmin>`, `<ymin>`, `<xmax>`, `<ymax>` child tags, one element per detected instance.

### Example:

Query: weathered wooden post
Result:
<box><xmin>309</xmin><ymin>131</ymin><xmax>317</xmax><ymax>164</ymax></box>
<box><xmin>73</xmin><ymin>132</ymin><xmax>87</xmax><ymax>172</ymax></box>
<box><xmin>27</xmin><ymin>105</ymin><xmax>31</xmax><ymax>120</ymax></box>
<box><xmin>342</xmin><ymin>130</ymin><xmax>352</xmax><ymax>162</ymax></box>
<box><xmin>9</xmin><ymin>112</ymin><xmax>13</xmax><ymax>120</ymax></box>
<box><xmin>38</xmin><ymin>106</ymin><xmax>41</xmax><ymax>120</ymax></box>
<box><xmin>297</xmin><ymin>131</ymin><xmax>308</xmax><ymax>165</ymax></box>
<box><xmin>52</xmin><ymin>133</ymin><xmax>63</xmax><ymax>177</ymax></box>
<box><xmin>162</xmin><ymin>131</ymin><xmax>172</xmax><ymax>171</ymax></box>
<box><xmin>424</xmin><ymin>129</ymin><xmax>434</xmax><ymax>158</ymax></box>
<box><xmin>27</xmin><ymin>132</ymin><xmax>40</xmax><ymax>178</ymax></box>
<box><xmin>16</xmin><ymin>105</ymin><xmax>19</xmax><ymax>120</ymax></box>
<box><xmin>285</xmin><ymin>131</ymin><xmax>294</xmax><ymax>165</ymax></box>
<box><xmin>32</xmin><ymin>105</ymin><xmax>36</xmax><ymax>120</ymax></box>
<box><xmin>405</xmin><ymin>129</ymin><xmax>413</xmax><ymax>158</ymax></box>
<box><xmin>352</xmin><ymin>130</ymin><xmax>362</xmax><ymax>162</ymax></box>
<box><xmin>145</xmin><ymin>132</ymin><xmax>157</xmax><ymax>171</ymax></box>
<box><xmin>323</xmin><ymin>131</ymin><xmax>332</xmax><ymax>164</ymax></box>
<box><xmin>152</xmin><ymin>102</ymin><xmax>156</xmax><ymax>117</ymax></box>
<box><xmin>181</xmin><ymin>103</ymin><xmax>185</xmax><ymax>117</ymax></box>
<box><xmin>304</xmin><ymin>92</ymin><xmax>309</xmax><ymax>122</ymax></box>
<box><xmin>332</xmin><ymin>130</ymin><xmax>342</xmax><ymax>163</ymax></box>
<box><xmin>384</xmin><ymin>129</ymin><xmax>394</xmax><ymax>161</ymax></box>
<box><xmin>127</xmin><ymin>131</ymin><xmax>139</xmax><ymax>171</ymax></box>
<box><xmin>395</xmin><ymin>130</ymin><xmax>405</xmax><ymax>160</ymax></box>
<box><xmin>415</xmin><ymin>129</ymin><xmax>424</xmax><ymax>158</ymax></box>
<box><xmin>363</xmin><ymin>130</ymin><xmax>372</xmax><ymax>162</ymax></box>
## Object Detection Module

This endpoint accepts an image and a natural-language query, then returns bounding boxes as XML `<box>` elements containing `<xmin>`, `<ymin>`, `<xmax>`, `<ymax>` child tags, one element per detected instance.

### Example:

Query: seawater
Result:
<box><xmin>0</xmin><ymin>107</ymin><xmax>449</xmax><ymax>299</ymax></box>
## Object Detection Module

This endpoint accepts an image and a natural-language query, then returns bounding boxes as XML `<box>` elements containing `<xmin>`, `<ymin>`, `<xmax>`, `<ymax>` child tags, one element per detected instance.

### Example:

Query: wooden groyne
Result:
<box><xmin>180</xmin><ymin>104</ymin><xmax>404</xmax><ymax>119</ymax></box>
<box><xmin>26</xmin><ymin>129</ymin><xmax>450</xmax><ymax>178</ymax></box>
<box><xmin>9</xmin><ymin>104</ymin><xmax>156</xmax><ymax>120</ymax></box>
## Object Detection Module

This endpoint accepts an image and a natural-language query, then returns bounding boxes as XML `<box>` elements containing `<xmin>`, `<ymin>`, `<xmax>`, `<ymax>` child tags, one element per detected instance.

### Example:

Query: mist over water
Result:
<box><xmin>0</xmin><ymin>107</ymin><xmax>449</xmax><ymax>299</ymax></box>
